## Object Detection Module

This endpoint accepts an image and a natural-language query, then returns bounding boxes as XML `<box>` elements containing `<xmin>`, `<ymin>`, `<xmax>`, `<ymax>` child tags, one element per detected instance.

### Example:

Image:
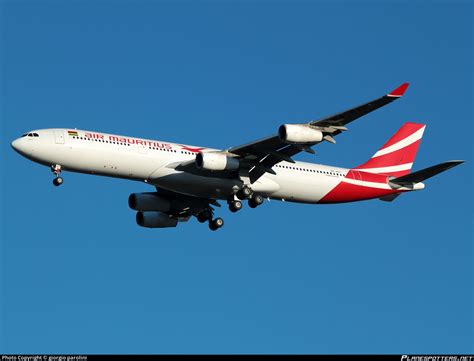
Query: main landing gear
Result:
<box><xmin>196</xmin><ymin>186</ymin><xmax>265</xmax><ymax>231</ymax></box>
<box><xmin>228</xmin><ymin>199</ymin><xmax>243</xmax><ymax>213</ymax></box>
<box><xmin>209</xmin><ymin>217</ymin><xmax>224</xmax><ymax>231</ymax></box>
<box><xmin>236</xmin><ymin>185</ymin><xmax>252</xmax><ymax>200</ymax></box>
<box><xmin>196</xmin><ymin>209</ymin><xmax>224</xmax><ymax>231</ymax></box>
<box><xmin>235</xmin><ymin>185</ymin><xmax>264</xmax><ymax>209</ymax></box>
<box><xmin>51</xmin><ymin>164</ymin><xmax>64</xmax><ymax>186</ymax></box>
<box><xmin>248</xmin><ymin>193</ymin><xmax>264</xmax><ymax>208</ymax></box>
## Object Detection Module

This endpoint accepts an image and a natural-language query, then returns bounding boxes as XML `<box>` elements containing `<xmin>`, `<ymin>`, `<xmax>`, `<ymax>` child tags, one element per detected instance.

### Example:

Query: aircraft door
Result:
<box><xmin>54</xmin><ymin>130</ymin><xmax>65</xmax><ymax>144</ymax></box>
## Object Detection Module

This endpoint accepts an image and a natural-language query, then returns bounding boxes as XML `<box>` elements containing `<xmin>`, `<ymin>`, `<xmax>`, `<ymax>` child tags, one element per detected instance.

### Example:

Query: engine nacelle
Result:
<box><xmin>278</xmin><ymin>124</ymin><xmax>323</xmax><ymax>144</ymax></box>
<box><xmin>195</xmin><ymin>152</ymin><xmax>239</xmax><ymax>171</ymax></box>
<box><xmin>128</xmin><ymin>193</ymin><xmax>171</xmax><ymax>212</ymax></box>
<box><xmin>136</xmin><ymin>211</ymin><xmax>178</xmax><ymax>228</ymax></box>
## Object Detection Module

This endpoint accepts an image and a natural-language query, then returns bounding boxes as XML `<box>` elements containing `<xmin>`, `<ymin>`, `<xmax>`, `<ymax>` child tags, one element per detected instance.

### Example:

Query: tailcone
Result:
<box><xmin>413</xmin><ymin>182</ymin><xmax>425</xmax><ymax>190</ymax></box>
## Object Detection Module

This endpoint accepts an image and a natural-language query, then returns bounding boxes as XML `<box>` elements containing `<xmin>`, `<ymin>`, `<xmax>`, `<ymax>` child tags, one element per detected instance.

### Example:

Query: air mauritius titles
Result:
<box><xmin>68</xmin><ymin>130</ymin><xmax>172</xmax><ymax>149</ymax></box>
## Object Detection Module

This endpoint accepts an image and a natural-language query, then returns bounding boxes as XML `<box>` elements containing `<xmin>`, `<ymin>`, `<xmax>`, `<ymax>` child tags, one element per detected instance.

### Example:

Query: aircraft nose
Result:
<box><xmin>11</xmin><ymin>137</ymin><xmax>29</xmax><ymax>155</ymax></box>
<box><xmin>11</xmin><ymin>138</ymin><xmax>21</xmax><ymax>152</ymax></box>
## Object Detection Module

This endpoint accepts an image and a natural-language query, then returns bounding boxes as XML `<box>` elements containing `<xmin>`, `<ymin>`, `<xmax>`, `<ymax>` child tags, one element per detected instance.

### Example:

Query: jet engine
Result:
<box><xmin>195</xmin><ymin>152</ymin><xmax>239</xmax><ymax>171</ymax></box>
<box><xmin>136</xmin><ymin>211</ymin><xmax>178</xmax><ymax>228</ymax></box>
<box><xmin>278</xmin><ymin>124</ymin><xmax>323</xmax><ymax>144</ymax></box>
<box><xmin>128</xmin><ymin>193</ymin><xmax>171</xmax><ymax>212</ymax></box>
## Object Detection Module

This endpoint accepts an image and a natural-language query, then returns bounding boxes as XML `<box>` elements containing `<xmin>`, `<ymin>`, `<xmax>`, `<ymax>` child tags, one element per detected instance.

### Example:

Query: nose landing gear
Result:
<box><xmin>51</xmin><ymin>164</ymin><xmax>63</xmax><ymax>186</ymax></box>
<box><xmin>53</xmin><ymin>177</ymin><xmax>64</xmax><ymax>186</ymax></box>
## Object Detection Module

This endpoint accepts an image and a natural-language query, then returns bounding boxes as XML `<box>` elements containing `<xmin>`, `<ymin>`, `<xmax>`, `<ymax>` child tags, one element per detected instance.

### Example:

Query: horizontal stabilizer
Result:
<box><xmin>390</xmin><ymin>160</ymin><xmax>464</xmax><ymax>185</ymax></box>
<box><xmin>379</xmin><ymin>193</ymin><xmax>401</xmax><ymax>202</ymax></box>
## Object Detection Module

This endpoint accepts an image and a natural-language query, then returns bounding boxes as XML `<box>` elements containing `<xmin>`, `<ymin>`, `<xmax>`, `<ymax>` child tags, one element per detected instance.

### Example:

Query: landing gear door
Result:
<box><xmin>54</xmin><ymin>130</ymin><xmax>65</xmax><ymax>144</ymax></box>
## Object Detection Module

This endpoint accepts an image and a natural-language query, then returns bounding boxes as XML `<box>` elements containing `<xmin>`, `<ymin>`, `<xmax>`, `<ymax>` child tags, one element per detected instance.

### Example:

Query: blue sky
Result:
<box><xmin>1</xmin><ymin>0</ymin><xmax>472</xmax><ymax>354</ymax></box>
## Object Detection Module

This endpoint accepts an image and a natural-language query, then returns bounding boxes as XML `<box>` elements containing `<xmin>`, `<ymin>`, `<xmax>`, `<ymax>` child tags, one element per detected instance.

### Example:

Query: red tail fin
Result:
<box><xmin>355</xmin><ymin>122</ymin><xmax>426</xmax><ymax>177</ymax></box>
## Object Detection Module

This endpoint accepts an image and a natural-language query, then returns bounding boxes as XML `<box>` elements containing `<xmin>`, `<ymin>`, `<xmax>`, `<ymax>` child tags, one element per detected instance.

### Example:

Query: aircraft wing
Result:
<box><xmin>228</xmin><ymin>83</ymin><xmax>410</xmax><ymax>183</ymax></box>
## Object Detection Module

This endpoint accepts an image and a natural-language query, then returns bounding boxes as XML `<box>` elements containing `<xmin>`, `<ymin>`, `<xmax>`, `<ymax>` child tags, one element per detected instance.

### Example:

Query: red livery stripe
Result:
<box><xmin>319</xmin><ymin>181</ymin><xmax>399</xmax><ymax>204</ymax></box>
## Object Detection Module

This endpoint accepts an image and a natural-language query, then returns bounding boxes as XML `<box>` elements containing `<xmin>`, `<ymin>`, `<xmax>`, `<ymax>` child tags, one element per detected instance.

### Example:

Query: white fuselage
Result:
<box><xmin>12</xmin><ymin>128</ymin><xmax>415</xmax><ymax>204</ymax></box>
<box><xmin>11</xmin><ymin>128</ymin><xmax>352</xmax><ymax>203</ymax></box>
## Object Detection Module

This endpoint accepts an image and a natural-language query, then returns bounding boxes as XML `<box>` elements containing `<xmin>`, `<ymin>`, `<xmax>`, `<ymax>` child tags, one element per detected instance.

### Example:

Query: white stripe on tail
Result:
<box><xmin>372</xmin><ymin>127</ymin><xmax>425</xmax><ymax>158</ymax></box>
<box><xmin>355</xmin><ymin>122</ymin><xmax>426</xmax><ymax>177</ymax></box>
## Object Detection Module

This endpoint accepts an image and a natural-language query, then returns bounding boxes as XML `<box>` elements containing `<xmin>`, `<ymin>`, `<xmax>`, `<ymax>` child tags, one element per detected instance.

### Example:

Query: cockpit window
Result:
<box><xmin>25</xmin><ymin>133</ymin><xmax>39</xmax><ymax>137</ymax></box>
<box><xmin>33</xmin><ymin>133</ymin><xmax>39</xmax><ymax>137</ymax></box>
<box><xmin>21</xmin><ymin>134</ymin><xmax>27</xmax><ymax>137</ymax></box>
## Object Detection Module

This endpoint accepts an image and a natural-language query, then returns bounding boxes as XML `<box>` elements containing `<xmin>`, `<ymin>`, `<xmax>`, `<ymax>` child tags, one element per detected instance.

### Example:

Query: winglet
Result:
<box><xmin>387</xmin><ymin>83</ymin><xmax>410</xmax><ymax>97</ymax></box>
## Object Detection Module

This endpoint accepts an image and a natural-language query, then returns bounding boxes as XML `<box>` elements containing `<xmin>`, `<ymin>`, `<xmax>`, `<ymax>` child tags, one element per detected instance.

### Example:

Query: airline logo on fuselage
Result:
<box><xmin>180</xmin><ymin>146</ymin><xmax>205</xmax><ymax>153</ymax></box>
<box><xmin>83</xmin><ymin>131</ymin><xmax>173</xmax><ymax>149</ymax></box>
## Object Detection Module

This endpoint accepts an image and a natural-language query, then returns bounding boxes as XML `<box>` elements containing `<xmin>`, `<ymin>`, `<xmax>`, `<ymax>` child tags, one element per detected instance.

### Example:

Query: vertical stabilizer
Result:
<box><xmin>355</xmin><ymin>122</ymin><xmax>426</xmax><ymax>177</ymax></box>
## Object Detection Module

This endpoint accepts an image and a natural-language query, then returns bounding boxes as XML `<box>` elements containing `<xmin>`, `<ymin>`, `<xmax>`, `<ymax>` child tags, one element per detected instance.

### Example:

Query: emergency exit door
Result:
<box><xmin>54</xmin><ymin>130</ymin><xmax>65</xmax><ymax>144</ymax></box>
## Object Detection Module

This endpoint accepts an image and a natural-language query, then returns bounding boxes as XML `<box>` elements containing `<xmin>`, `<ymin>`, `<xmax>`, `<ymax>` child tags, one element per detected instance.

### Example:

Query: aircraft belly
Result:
<box><xmin>149</xmin><ymin>168</ymin><xmax>243</xmax><ymax>199</ymax></box>
<box><xmin>149</xmin><ymin>168</ymin><xmax>281</xmax><ymax>199</ymax></box>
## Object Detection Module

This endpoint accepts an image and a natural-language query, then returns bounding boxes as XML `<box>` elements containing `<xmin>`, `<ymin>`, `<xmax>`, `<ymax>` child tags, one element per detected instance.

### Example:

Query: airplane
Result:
<box><xmin>11</xmin><ymin>83</ymin><xmax>464</xmax><ymax>231</ymax></box>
